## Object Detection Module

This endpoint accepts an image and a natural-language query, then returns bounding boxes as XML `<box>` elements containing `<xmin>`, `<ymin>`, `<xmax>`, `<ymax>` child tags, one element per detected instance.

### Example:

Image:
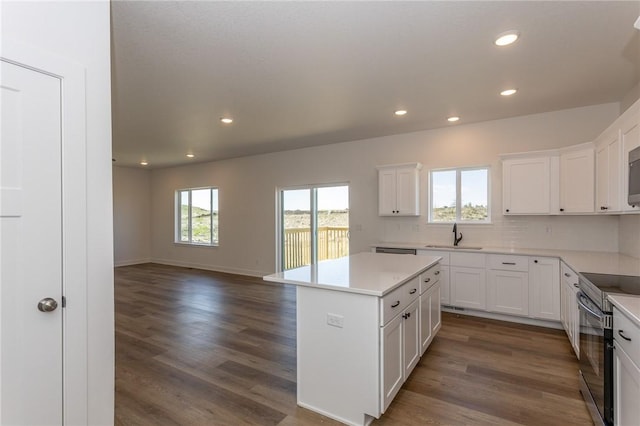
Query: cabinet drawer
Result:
<box><xmin>450</xmin><ymin>252</ymin><xmax>486</xmax><ymax>268</ymax></box>
<box><xmin>488</xmin><ymin>254</ymin><xmax>528</xmax><ymax>272</ymax></box>
<box><xmin>380</xmin><ymin>277</ymin><xmax>418</xmax><ymax>326</ymax></box>
<box><xmin>614</xmin><ymin>307</ymin><xmax>640</xmax><ymax>364</ymax></box>
<box><xmin>420</xmin><ymin>265</ymin><xmax>440</xmax><ymax>294</ymax></box>
<box><xmin>417</xmin><ymin>250</ymin><xmax>450</xmax><ymax>265</ymax></box>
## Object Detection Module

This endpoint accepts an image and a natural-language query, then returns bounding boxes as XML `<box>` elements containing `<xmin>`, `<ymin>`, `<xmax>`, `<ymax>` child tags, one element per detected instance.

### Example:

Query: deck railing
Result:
<box><xmin>284</xmin><ymin>226</ymin><xmax>349</xmax><ymax>270</ymax></box>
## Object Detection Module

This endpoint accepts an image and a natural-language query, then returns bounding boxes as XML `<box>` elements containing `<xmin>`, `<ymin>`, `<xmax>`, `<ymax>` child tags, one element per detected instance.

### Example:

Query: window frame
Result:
<box><xmin>175</xmin><ymin>186</ymin><xmax>219</xmax><ymax>246</ymax></box>
<box><xmin>428</xmin><ymin>166</ymin><xmax>491</xmax><ymax>224</ymax></box>
<box><xmin>276</xmin><ymin>182</ymin><xmax>350</xmax><ymax>272</ymax></box>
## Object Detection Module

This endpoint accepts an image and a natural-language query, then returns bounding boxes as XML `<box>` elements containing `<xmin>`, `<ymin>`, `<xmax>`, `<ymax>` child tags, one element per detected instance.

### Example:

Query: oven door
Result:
<box><xmin>577</xmin><ymin>291</ymin><xmax>612</xmax><ymax>426</ymax></box>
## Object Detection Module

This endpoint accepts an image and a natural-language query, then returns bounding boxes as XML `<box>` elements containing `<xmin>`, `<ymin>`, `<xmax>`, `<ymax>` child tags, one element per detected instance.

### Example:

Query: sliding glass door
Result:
<box><xmin>279</xmin><ymin>184</ymin><xmax>349</xmax><ymax>271</ymax></box>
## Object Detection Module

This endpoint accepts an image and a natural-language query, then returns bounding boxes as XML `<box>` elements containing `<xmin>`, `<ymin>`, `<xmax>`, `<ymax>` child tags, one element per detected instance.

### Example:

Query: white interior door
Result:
<box><xmin>1</xmin><ymin>60</ymin><xmax>63</xmax><ymax>424</ymax></box>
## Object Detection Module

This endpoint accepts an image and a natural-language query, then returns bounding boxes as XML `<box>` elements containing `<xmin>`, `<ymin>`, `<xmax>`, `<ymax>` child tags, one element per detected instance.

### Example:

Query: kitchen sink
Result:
<box><xmin>424</xmin><ymin>244</ymin><xmax>483</xmax><ymax>250</ymax></box>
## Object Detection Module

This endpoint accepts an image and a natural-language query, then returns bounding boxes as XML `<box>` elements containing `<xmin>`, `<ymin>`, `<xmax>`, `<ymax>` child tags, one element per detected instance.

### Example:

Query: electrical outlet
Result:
<box><xmin>327</xmin><ymin>313</ymin><xmax>344</xmax><ymax>328</ymax></box>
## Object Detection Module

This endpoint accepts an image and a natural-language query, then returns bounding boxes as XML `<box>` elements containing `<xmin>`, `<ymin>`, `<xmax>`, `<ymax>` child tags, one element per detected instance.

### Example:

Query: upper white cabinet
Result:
<box><xmin>502</xmin><ymin>156</ymin><xmax>551</xmax><ymax>214</ymax></box>
<box><xmin>378</xmin><ymin>163</ymin><xmax>422</xmax><ymax>216</ymax></box>
<box><xmin>595</xmin><ymin>127</ymin><xmax>622</xmax><ymax>213</ymax></box>
<box><xmin>595</xmin><ymin>98</ymin><xmax>640</xmax><ymax>214</ymax></box>
<box><xmin>621</xmin><ymin>103</ymin><xmax>640</xmax><ymax>212</ymax></box>
<box><xmin>559</xmin><ymin>146</ymin><xmax>595</xmax><ymax>213</ymax></box>
<box><xmin>502</xmin><ymin>143</ymin><xmax>595</xmax><ymax>216</ymax></box>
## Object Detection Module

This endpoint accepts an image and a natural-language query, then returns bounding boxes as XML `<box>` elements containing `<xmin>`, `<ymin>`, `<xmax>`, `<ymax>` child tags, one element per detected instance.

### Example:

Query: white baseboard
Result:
<box><xmin>114</xmin><ymin>258</ymin><xmax>152</xmax><ymax>267</ymax></box>
<box><xmin>150</xmin><ymin>257</ymin><xmax>268</xmax><ymax>278</ymax></box>
<box><xmin>441</xmin><ymin>306</ymin><xmax>563</xmax><ymax>330</ymax></box>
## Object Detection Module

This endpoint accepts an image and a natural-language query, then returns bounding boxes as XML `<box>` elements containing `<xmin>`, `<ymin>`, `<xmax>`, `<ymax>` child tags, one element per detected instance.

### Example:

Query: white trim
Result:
<box><xmin>442</xmin><ymin>306</ymin><xmax>563</xmax><ymax>330</ymax></box>
<box><xmin>114</xmin><ymin>258</ymin><xmax>152</xmax><ymax>268</ymax></box>
<box><xmin>1</xmin><ymin>39</ymin><xmax>89</xmax><ymax>425</ymax></box>
<box><xmin>151</xmin><ymin>258</ymin><xmax>268</xmax><ymax>278</ymax></box>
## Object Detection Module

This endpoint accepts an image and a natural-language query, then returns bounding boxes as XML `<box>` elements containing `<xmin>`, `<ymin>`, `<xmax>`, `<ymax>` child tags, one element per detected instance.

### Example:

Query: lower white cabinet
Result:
<box><xmin>451</xmin><ymin>266</ymin><xmax>486</xmax><ymax>310</ymax></box>
<box><xmin>529</xmin><ymin>257</ymin><xmax>560</xmax><ymax>321</ymax></box>
<box><xmin>381</xmin><ymin>313</ymin><xmax>403</xmax><ymax>411</ymax></box>
<box><xmin>380</xmin><ymin>297</ymin><xmax>421</xmax><ymax>411</ymax></box>
<box><xmin>420</xmin><ymin>279</ymin><xmax>441</xmax><ymax>355</ymax></box>
<box><xmin>403</xmin><ymin>298</ymin><xmax>420</xmax><ymax>378</ymax></box>
<box><xmin>613</xmin><ymin>307</ymin><xmax>640</xmax><ymax>426</ymax></box>
<box><xmin>560</xmin><ymin>262</ymin><xmax>580</xmax><ymax>357</ymax></box>
<box><xmin>487</xmin><ymin>269</ymin><xmax>529</xmax><ymax>316</ymax></box>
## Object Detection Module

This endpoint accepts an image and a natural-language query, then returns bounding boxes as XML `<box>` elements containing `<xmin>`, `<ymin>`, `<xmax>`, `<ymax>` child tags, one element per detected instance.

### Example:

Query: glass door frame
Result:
<box><xmin>275</xmin><ymin>182</ymin><xmax>349</xmax><ymax>272</ymax></box>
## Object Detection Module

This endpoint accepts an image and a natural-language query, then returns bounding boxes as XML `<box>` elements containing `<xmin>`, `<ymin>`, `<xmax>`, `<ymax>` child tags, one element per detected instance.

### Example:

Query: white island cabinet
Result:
<box><xmin>264</xmin><ymin>252</ymin><xmax>440</xmax><ymax>426</ymax></box>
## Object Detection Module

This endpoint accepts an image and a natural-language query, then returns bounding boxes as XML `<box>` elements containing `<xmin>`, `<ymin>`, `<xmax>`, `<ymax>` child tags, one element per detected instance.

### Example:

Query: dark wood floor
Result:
<box><xmin>115</xmin><ymin>263</ymin><xmax>592</xmax><ymax>425</ymax></box>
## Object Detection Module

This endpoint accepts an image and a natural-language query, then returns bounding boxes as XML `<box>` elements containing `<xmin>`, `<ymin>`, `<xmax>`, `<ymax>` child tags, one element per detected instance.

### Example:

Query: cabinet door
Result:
<box><xmin>395</xmin><ymin>167</ymin><xmax>419</xmax><ymax>215</ymax></box>
<box><xmin>622</xmin><ymin>117</ymin><xmax>640</xmax><ymax>212</ymax></box>
<box><xmin>378</xmin><ymin>169</ymin><xmax>397</xmax><ymax>215</ymax></box>
<box><xmin>596</xmin><ymin>131</ymin><xmax>621</xmax><ymax>213</ymax></box>
<box><xmin>381</xmin><ymin>314</ymin><xmax>403</xmax><ymax>412</ymax></box>
<box><xmin>559</xmin><ymin>148</ymin><xmax>594</xmax><ymax>213</ymax></box>
<box><xmin>450</xmin><ymin>266</ymin><xmax>486</xmax><ymax>310</ymax></box>
<box><xmin>419</xmin><ymin>288</ymin><xmax>432</xmax><ymax>355</ymax></box>
<box><xmin>403</xmin><ymin>299</ymin><xmax>420</xmax><ymax>378</ymax></box>
<box><xmin>487</xmin><ymin>270</ymin><xmax>529</xmax><ymax>316</ymax></box>
<box><xmin>570</xmin><ymin>283</ymin><xmax>580</xmax><ymax>358</ymax></box>
<box><xmin>420</xmin><ymin>283</ymin><xmax>441</xmax><ymax>355</ymax></box>
<box><xmin>528</xmin><ymin>257</ymin><xmax>560</xmax><ymax>321</ymax></box>
<box><xmin>614</xmin><ymin>344</ymin><xmax>640</xmax><ymax>426</ymax></box>
<box><xmin>439</xmin><ymin>268</ymin><xmax>450</xmax><ymax>305</ymax></box>
<box><xmin>503</xmin><ymin>157</ymin><xmax>550</xmax><ymax>214</ymax></box>
<box><xmin>429</xmin><ymin>283</ymin><xmax>441</xmax><ymax>339</ymax></box>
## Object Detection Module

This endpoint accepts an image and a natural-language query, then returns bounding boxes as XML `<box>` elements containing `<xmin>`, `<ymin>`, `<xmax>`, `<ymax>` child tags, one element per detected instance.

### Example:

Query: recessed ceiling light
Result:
<box><xmin>447</xmin><ymin>116</ymin><xmax>460</xmax><ymax>123</ymax></box>
<box><xmin>186</xmin><ymin>153</ymin><xmax>195</xmax><ymax>158</ymax></box>
<box><xmin>500</xmin><ymin>88</ymin><xmax>518</xmax><ymax>96</ymax></box>
<box><xmin>140</xmin><ymin>161</ymin><xmax>148</xmax><ymax>166</ymax></box>
<box><xmin>395</xmin><ymin>110</ymin><xmax>408</xmax><ymax>116</ymax></box>
<box><xmin>495</xmin><ymin>31</ymin><xmax>520</xmax><ymax>46</ymax></box>
<box><xmin>220</xmin><ymin>117</ymin><xmax>233</xmax><ymax>124</ymax></box>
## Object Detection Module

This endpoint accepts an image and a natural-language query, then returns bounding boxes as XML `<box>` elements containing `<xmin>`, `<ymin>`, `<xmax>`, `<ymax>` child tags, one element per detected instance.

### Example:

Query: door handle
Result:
<box><xmin>37</xmin><ymin>298</ymin><xmax>58</xmax><ymax>312</ymax></box>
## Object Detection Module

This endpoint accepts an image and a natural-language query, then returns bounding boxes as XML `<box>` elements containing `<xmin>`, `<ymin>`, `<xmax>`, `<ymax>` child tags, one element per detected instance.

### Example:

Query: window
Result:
<box><xmin>429</xmin><ymin>167</ymin><xmax>490</xmax><ymax>223</ymax></box>
<box><xmin>176</xmin><ymin>187</ymin><xmax>219</xmax><ymax>245</ymax></box>
<box><xmin>278</xmin><ymin>184</ymin><xmax>349</xmax><ymax>271</ymax></box>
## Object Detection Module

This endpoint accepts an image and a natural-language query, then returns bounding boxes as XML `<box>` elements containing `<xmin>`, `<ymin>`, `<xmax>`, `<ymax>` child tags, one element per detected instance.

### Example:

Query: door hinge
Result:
<box><xmin>62</xmin><ymin>296</ymin><xmax>66</xmax><ymax>308</ymax></box>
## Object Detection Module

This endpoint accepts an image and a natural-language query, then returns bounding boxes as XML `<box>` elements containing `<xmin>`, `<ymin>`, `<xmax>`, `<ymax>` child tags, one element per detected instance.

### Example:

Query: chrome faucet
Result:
<box><xmin>452</xmin><ymin>223</ymin><xmax>463</xmax><ymax>246</ymax></box>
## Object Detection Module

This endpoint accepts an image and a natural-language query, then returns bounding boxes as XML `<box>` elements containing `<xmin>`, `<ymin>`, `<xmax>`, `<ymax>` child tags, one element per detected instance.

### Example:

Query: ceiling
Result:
<box><xmin>110</xmin><ymin>1</ymin><xmax>640</xmax><ymax>168</ymax></box>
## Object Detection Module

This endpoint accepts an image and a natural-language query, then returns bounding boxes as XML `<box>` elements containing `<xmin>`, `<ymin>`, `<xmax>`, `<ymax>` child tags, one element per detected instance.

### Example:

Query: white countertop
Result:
<box><xmin>263</xmin><ymin>252</ymin><xmax>440</xmax><ymax>297</ymax></box>
<box><xmin>609</xmin><ymin>295</ymin><xmax>640</xmax><ymax>328</ymax></box>
<box><xmin>373</xmin><ymin>242</ymin><xmax>640</xmax><ymax>276</ymax></box>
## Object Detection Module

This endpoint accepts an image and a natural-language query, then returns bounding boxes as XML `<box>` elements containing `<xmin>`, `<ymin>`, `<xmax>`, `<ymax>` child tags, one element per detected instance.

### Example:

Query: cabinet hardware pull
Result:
<box><xmin>618</xmin><ymin>330</ymin><xmax>632</xmax><ymax>342</ymax></box>
<box><xmin>573</xmin><ymin>283</ymin><xmax>579</xmax><ymax>288</ymax></box>
<box><xmin>506</xmin><ymin>209</ymin><xmax>510</xmax><ymax>212</ymax></box>
<box><xmin>409</xmin><ymin>289</ymin><xmax>417</xmax><ymax>294</ymax></box>
<box><xmin>560</xmin><ymin>208</ymin><xmax>564</xmax><ymax>212</ymax></box>
<box><xmin>391</xmin><ymin>301</ymin><xmax>400</xmax><ymax>308</ymax></box>
<box><xmin>534</xmin><ymin>260</ymin><xmax>538</xmax><ymax>263</ymax></box>
<box><xmin>564</xmin><ymin>273</ymin><xmax>571</xmax><ymax>277</ymax></box>
<box><xmin>406</xmin><ymin>312</ymin><xmax>411</xmax><ymax>318</ymax></box>
<box><xmin>424</xmin><ymin>278</ymin><xmax>431</xmax><ymax>283</ymax></box>
<box><xmin>434</xmin><ymin>271</ymin><xmax>440</xmax><ymax>275</ymax></box>
<box><xmin>502</xmin><ymin>262</ymin><xmax>516</xmax><ymax>265</ymax></box>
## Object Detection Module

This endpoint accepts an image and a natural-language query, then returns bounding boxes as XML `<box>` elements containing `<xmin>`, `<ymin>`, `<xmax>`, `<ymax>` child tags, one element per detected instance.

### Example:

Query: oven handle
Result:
<box><xmin>577</xmin><ymin>292</ymin><xmax>604</xmax><ymax>321</ymax></box>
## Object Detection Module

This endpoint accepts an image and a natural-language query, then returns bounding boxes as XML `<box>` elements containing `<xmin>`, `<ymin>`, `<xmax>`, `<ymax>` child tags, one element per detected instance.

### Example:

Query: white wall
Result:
<box><xmin>2</xmin><ymin>1</ymin><xmax>114</xmax><ymax>424</ymax></box>
<box><xmin>113</xmin><ymin>166</ymin><xmax>151</xmax><ymax>266</ymax></box>
<box><xmin>145</xmin><ymin>102</ymin><xmax>623</xmax><ymax>276</ymax></box>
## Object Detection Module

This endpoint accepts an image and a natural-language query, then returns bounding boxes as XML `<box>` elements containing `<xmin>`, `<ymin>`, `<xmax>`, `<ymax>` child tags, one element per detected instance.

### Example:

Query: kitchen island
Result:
<box><xmin>264</xmin><ymin>252</ymin><xmax>441</xmax><ymax>426</ymax></box>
